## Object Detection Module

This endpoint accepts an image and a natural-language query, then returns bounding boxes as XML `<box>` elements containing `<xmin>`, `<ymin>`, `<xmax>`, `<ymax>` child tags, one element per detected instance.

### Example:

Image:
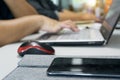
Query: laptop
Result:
<box><xmin>21</xmin><ymin>2</ymin><xmax>120</xmax><ymax>46</ymax></box>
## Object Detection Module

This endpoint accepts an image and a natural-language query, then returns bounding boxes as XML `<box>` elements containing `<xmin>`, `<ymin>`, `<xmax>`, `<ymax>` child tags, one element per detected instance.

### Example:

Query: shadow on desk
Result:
<box><xmin>107</xmin><ymin>34</ymin><xmax>120</xmax><ymax>49</ymax></box>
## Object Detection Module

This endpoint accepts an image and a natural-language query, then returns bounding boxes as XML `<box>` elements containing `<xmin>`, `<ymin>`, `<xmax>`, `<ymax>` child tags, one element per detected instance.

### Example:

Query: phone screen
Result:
<box><xmin>47</xmin><ymin>57</ymin><xmax>120</xmax><ymax>78</ymax></box>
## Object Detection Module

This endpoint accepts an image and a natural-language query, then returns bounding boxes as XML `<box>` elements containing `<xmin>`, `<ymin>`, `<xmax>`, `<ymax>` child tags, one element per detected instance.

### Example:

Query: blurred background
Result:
<box><xmin>52</xmin><ymin>0</ymin><xmax>112</xmax><ymax>19</ymax></box>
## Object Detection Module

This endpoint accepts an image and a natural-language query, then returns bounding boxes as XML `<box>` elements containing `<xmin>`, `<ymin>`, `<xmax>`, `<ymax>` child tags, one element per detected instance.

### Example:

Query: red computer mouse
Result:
<box><xmin>17</xmin><ymin>41</ymin><xmax>55</xmax><ymax>57</ymax></box>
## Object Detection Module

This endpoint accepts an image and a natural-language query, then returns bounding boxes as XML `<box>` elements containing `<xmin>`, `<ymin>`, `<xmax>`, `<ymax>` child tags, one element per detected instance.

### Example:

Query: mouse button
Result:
<box><xmin>20</xmin><ymin>41</ymin><xmax>32</xmax><ymax>47</ymax></box>
<box><xmin>33</xmin><ymin>45</ymin><xmax>55</xmax><ymax>55</ymax></box>
<box><xmin>31</xmin><ymin>48</ymin><xmax>54</xmax><ymax>55</ymax></box>
<box><xmin>23</xmin><ymin>48</ymin><xmax>47</xmax><ymax>55</ymax></box>
<box><xmin>20</xmin><ymin>48</ymin><xmax>54</xmax><ymax>57</ymax></box>
<box><xmin>17</xmin><ymin>45</ymin><xmax>33</xmax><ymax>54</ymax></box>
<box><xmin>39</xmin><ymin>43</ymin><xmax>54</xmax><ymax>51</ymax></box>
<box><xmin>30</xmin><ymin>41</ymin><xmax>40</xmax><ymax>46</ymax></box>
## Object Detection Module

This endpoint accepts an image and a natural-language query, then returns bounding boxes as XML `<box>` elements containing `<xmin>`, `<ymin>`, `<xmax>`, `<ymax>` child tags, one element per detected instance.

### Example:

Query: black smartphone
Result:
<box><xmin>47</xmin><ymin>57</ymin><xmax>120</xmax><ymax>78</ymax></box>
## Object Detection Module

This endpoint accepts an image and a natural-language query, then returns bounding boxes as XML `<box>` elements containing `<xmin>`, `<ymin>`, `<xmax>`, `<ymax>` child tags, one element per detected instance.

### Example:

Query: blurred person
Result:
<box><xmin>4</xmin><ymin>0</ymin><xmax>98</xmax><ymax>21</ymax></box>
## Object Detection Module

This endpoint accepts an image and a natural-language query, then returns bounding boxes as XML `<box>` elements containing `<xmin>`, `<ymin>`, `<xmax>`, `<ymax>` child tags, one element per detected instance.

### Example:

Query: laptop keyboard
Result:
<box><xmin>57</xmin><ymin>29</ymin><xmax>91</xmax><ymax>40</ymax></box>
<box><xmin>38</xmin><ymin>29</ymin><xmax>91</xmax><ymax>40</ymax></box>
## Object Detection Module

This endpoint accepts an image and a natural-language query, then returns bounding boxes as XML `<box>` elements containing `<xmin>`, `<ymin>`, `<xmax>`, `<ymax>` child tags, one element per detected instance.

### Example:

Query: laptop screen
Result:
<box><xmin>101</xmin><ymin>0</ymin><xmax>120</xmax><ymax>44</ymax></box>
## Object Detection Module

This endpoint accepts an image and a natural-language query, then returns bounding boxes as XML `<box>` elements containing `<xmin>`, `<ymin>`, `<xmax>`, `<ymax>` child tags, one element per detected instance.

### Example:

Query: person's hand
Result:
<box><xmin>76</xmin><ymin>13</ymin><xmax>101</xmax><ymax>22</ymax></box>
<box><xmin>41</xmin><ymin>17</ymin><xmax>79</xmax><ymax>33</ymax></box>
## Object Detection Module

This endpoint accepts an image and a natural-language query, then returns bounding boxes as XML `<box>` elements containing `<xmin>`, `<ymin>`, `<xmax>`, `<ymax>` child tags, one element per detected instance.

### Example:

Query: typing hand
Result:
<box><xmin>41</xmin><ymin>17</ymin><xmax>79</xmax><ymax>33</ymax></box>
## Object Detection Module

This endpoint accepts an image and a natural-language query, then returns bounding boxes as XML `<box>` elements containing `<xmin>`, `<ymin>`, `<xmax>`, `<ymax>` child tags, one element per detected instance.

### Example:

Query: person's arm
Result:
<box><xmin>4</xmin><ymin>0</ymin><xmax>38</xmax><ymax>18</ymax></box>
<box><xmin>0</xmin><ymin>15</ymin><xmax>79</xmax><ymax>47</ymax></box>
<box><xmin>0</xmin><ymin>15</ymin><xmax>41</xmax><ymax>46</ymax></box>
<box><xmin>58</xmin><ymin>9</ymin><xmax>98</xmax><ymax>21</ymax></box>
<box><xmin>4</xmin><ymin>0</ymin><xmax>97</xmax><ymax>21</ymax></box>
